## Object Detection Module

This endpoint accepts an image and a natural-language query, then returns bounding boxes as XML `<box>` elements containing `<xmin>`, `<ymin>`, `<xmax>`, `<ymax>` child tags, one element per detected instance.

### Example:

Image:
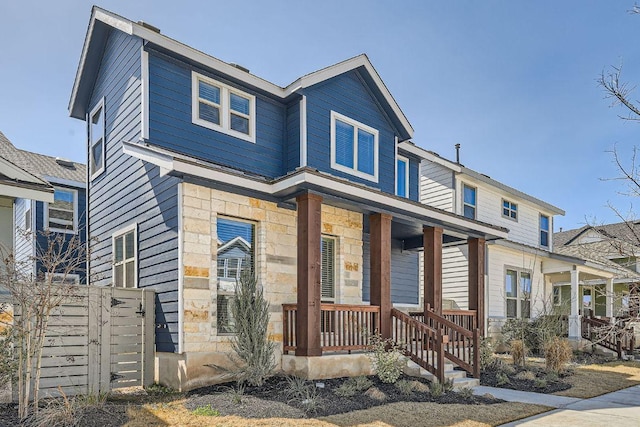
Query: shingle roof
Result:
<box><xmin>0</xmin><ymin>131</ymin><xmax>86</xmax><ymax>183</ymax></box>
<box><xmin>554</xmin><ymin>222</ymin><xmax>640</xmax><ymax>247</ymax></box>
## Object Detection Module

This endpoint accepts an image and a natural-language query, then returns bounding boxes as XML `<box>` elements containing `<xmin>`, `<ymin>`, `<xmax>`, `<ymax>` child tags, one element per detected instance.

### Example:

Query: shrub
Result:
<box><xmin>352</xmin><ymin>376</ymin><xmax>373</xmax><ymax>391</ymax></box>
<box><xmin>395</xmin><ymin>379</ymin><xmax>414</xmax><ymax>396</ymax></box>
<box><xmin>534</xmin><ymin>378</ymin><xmax>548</xmax><ymax>389</ymax></box>
<box><xmin>335</xmin><ymin>376</ymin><xmax>374</xmax><ymax>397</ymax></box>
<box><xmin>544</xmin><ymin>337</ymin><xmax>573</xmax><ymax>373</ymax></box>
<box><xmin>367</xmin><ymin>334</ymin><xmax>404</xmax><ymax>384</ymax></box>
<box><xmin>26</xmin><ymin>390</ymin><xmax>108</xmax><ymax>427</ymax></box>
<box><xmin>457</xmin><ymin>387</ymin><xmax>474</xmax><ymax>399</ymax></box>
<box><xmin>515</xmin><ymin>370</ymin><xmax>536</xmax><ymax>381</ymax></box>
<box><xmin>546</xmin><ymin>371</ymin><xmax>559</xmax><ymax>382</ymax></box>
<box><xmin>510</xmin><ymin>340</ymin><xmax>527</xmax><ymax>366</ymax></box>
<box><xmin>479</xmin><ymin>337</ymin><xmax>496</xmax><ymax>370</ymax></box>
<box><xmin>496</xmin><ymin>372</ymin><xmax>510</xmax><ymax>385</ymax></box>
<box><xmin>284</xmin><ymin>375</ymin><xmax>310</xmax><ymax>401</ymax></box>
<box><xmin>429</xmin><ymin>381</ymin><xmax>445</xmax><ymax>398</ymax></box>
<box><xmin>192</xmin><ymin>404</ymin><xmax>220</xmax><ymax>416</ymax></box>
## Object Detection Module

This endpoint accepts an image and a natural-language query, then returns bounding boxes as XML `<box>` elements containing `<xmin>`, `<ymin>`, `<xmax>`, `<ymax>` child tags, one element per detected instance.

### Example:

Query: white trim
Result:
<box><xmin>122</xmin><ymin>141</ymin><xmax>509</xmax><ymax>240</ymax></box>
<box><xmin>540</xmin><ymin>213</ymin><xmax>550</xmax><ymax>249</ymax></box>
<box><xmin>177</xmin><ymin>183</ymin><xmax>184</xmax><ymax>353</ymax></box>
<box><xmin>501</xmin><ymin>198</ymin><xmax>518</xmax><ymax>222</ymax></box>
<box><xmin>462</xmin><ymin>182</ymin><xmax>477</xmax><ymax>220</ymax></box>
<box><xmin>46</xmin><ymin>272</ymin><xmax>81</xmax><ymax>285</ymax></box>
<box><xmin>71</xmin><ymin>8</ymin><xmax>413</xmax><ymax>139</ymax></box>
<box><xmin>141</xmin><ymin>47</ymin><xmax>150</xmax><ymax>140</ymax></box>
<box><xmin>45</xmin><ymin>187</ymin><xmax>79</xmax><ymax>235</ymax></box>
<box><xmin>0</xmin><ymin>184</ymin><xmax>53</xmax><ymax>203</ymax></box>
<box><xmin>330</xmin><ymin>111</ymin><xmax>379</xmax><ymax>183</ymax></box>
<box><xmin>396</xmin><ymin>154</ymin><xmax>409</xmax><ymax>198</ymax></box>
<box><xmin>89</xmin><ymin>98</ymin><xmax>106</xmax><ymax>180</ymax></box>
<box><xmin>42</xmin><ymin>176</ymin><xmax>86</xmax><ymax>190</ymax></box>
<box><xmin>398</xmin><ymin>141</ymin><xmax>462</xmax><ymax>172</ymax></box>
<box><xmin>111</xmin><ymin>222</ymin><xmax>138</xmax><ymax>288</ymax></box>
<box><xmin>300</xmin><ymin>95</ymin><xmax>307</xmax><ymax>167</ymax></box>
<box><xmin>191</xmin><ymin>71</ymin><xmax>256</xmax><ymax>143</ymax></box>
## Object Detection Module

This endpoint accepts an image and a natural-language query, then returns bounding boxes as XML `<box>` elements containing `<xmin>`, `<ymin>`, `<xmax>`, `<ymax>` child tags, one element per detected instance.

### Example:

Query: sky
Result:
<box><xmin>0</xmin><ymin>1</ymin><xmax>638</xmax><ymax>232</ymax></box>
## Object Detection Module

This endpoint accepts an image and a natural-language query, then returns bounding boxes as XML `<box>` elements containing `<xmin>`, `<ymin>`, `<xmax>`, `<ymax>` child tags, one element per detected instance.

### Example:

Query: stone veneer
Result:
<box><xmin>157</xmin><ymin>182</ymin><xmax>365</xmax><ymax>390</ymax></box>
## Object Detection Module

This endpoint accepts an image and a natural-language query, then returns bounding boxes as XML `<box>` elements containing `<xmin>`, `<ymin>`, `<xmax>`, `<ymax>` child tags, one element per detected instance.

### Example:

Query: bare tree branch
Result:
<box><xmin>598</xmin><ymin>65</ymin><xmax>640</xmax><ymax>121</ymax></box>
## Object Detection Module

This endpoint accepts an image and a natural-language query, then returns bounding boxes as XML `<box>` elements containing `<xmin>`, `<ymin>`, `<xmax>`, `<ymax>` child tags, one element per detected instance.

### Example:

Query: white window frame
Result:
<box><xmin>502</xmin><ymin>199</ymin><xmax>518</xmax><ymax>221</ymax></box>
<box><xmin>24</xmin><ymin>203</ymin><xmax>32</xmax><ymax>232</ymax></box>
<box><xmin>540</xmin><ymin>214</ymin><xmax>550</xmax><ymax>248</ymax></box>
<box><xmin>191</xmin><ymin>71</ymin><xmax>256</xmax><ymax>143</ymax></box>
<box><xmin>44</xmin><ymin>187</ymin><xmax>78</xmax><ymax>234</ymax></box>
<box><xmin>505</xmin><ymin>267</ymin><xmax>532</xmax><ymax>319</ymax></box>
<box><xmin>330</xmin><ymin>111</ymin><xmax>379</xmax><ymax>182</ymax></box>
<box><xmin>552</xmin><ymin>285</ymin><xmax>562</xmax><ymax>306</ymax></box>
<box><xmin>462</xmin><ymin>183</ymin><xmax>477</xmax><ymax>220</ymax></box>
<box><xmin>396</xmin><ymin>154</ymin><xmax>409</xmax><ymax>198</ymax></box>
<box><xmin>112</xmin><ymin>223</ymin><xmax>138</xmax><ymax>288</ymax></box>
<box><xmin>46</xmin><ymin>272</ymin><xmax>80</xmax><ymax>285</ymax></box>
<box><xmin>89</xmin><ymin>98</ymin><xmax>106</xmax><ymax>180</ymax></box>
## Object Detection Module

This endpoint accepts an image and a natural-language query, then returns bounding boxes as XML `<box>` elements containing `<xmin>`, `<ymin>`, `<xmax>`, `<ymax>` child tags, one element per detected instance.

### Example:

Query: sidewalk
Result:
<box><xmin>473</xmin><ymin>385</ymin><xmax>640</xmax><ymax>426</ymax></box>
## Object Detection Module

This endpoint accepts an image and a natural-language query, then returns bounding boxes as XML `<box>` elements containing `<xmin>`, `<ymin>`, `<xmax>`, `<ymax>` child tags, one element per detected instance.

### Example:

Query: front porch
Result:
<box><xmin>285</xmin><ymin>191</ymin><xmax>497</xmax><ymax>381</ymax></box>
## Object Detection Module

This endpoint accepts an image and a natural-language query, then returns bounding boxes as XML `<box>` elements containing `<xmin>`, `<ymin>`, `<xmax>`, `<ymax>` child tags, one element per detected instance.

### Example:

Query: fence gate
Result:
<box><xmin>25</xmin><ymin>286</ymin><xmax>155</xmax><ymax>398</ymax></box>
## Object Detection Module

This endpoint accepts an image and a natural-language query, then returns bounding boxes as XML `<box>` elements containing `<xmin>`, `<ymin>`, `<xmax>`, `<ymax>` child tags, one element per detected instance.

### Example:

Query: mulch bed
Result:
<box><xmin>0</xmin><ymin>403</ymin><xmax>130</xmax><ymax>427</ymax></box>
<box><xmin>186</xmin><ymin>374</ymin><xmax>503</xmax><ymax>418</ymax></box>
<box><xmin>481</xmin><ymin>365</ymin><xmax>572</xmax><ymax>394</ymax></box>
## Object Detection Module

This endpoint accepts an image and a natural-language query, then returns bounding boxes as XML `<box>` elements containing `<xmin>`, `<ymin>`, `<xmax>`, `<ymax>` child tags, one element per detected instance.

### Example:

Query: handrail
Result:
<box><xmin>391</xmin><ymin>308</ymin><xmax>447</xmax><ymax>383</ymax></box>
<box><xmin>581</xmin><ymin>315</ymin><xmax>636</xmax><ymax>358</ymax></box>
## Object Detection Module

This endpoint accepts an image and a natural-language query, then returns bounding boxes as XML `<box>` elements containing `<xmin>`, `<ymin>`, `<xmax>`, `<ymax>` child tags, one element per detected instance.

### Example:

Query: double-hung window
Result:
<box><xmin>502</xmin><ymin>199</ymin><xmax>517</xmax><ymax>221</ymax></box>
<box><xmin>47</xmin><ymin>188</ymin><xmax>77</xmax><ymax>233</ymax></box>
<box><xmin>113</xmin><ymin>224</ymin><xmax>137</xmax><ymax>288</ymax></box>
<box><xmin>89</xmin><ymin>99</ymin><xmax>105</xmax><ymax>180</ymax></box>
<box><xmin>540</xmin><ymin>214</ymin><xmax>550</xmax><ymax>247</ymax></box>
<box><xmin>462</xmin><ymin>184</ymin><xmax>476</xmax><ymax>219</ymax></box>
<box><xmin>396</xmin><ymin>155</ymin><xmax>409</xmax><ymax>198</ymax></box>
<box><xmin>506</xmin><ymin>269</ymin><xmax>531</xmax><ymax>318</ymax></box>
<box><xmin>192</xmin><ymin>72</ymin><xmax>256</xmax><ymax>143</ymax></box>
<box><xmin>330</xmin><ymin>111</ymin><xmax>379</xmax><ymax>182</ymax></box>
<box><xmin>216</xmin><ymin>217</ymin><xmax>255</xmax><ymax>334</ymax></box>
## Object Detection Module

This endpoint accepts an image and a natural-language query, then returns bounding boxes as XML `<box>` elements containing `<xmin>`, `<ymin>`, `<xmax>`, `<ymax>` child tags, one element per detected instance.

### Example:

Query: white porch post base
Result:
<box><xmin>568</xmin><ymin>314</ymin><xmax>581</xmax><ymax>339</ymax></box>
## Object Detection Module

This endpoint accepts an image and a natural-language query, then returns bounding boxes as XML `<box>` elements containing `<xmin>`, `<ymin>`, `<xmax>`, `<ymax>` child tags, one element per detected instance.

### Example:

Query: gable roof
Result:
<box><xmin>69</xmin><ymin>7</ymin><xmax>413</xmax><ymax>140</ymax></box>
<box><xmin>399</xmin><ymin>141</ymin><xmax>565</xmax><ymax>215</ymax></box>
<box><xmin>554</xmin><ymin>221</ymin><xmax>640</xmax><ymax>247</ymax></box>
<box><xmin>0</xmin><ymin>131</ymin><xmax>86</xmax><ymax>185</ymax></box>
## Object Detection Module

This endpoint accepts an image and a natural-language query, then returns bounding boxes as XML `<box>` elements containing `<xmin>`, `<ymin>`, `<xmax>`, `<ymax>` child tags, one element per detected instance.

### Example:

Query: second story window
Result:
<box><xmin>192</xmin><ymin>72</ymin><xmax>256</xmax><ymax>143</ymax></box>
<box><xmin>47</xmin><ymin>188</ymin><xmax>77</xmax><ymax>234</ymax></box>
<box><xmin>502</xmin><ymin>199</ymin><xmax>517</xmax><ymax>221</ymax></box>
<box><xmin>330</xmin><ymin>111</ymin><xmax>379</xmax><ymax>182</ymax></box>
<box><xmin>89</xmin><ymin>99</ymin><xmax>105</xmax><ymax>180</ymax></box>
<box><xmin>463</xmin><ymin>184</ymin><xmax>476</xmax><ymax>219</ymax></box>
<box><xmin>540</xmin><ymin>214</ymin><xmax>550</xmax><ymax>247</ymax></box>
<box><xmin>396</xmin><ymin>155</ymin><xmax>409</xmax><ymax>198</ymax></box>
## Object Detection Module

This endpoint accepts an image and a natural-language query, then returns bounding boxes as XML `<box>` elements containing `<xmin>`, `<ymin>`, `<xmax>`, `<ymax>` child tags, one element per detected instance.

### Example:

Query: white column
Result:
<box><xmin>606</xmin><ymin>278</ymin><xmax>614</xmax><ymax>319</ymax></box>
<box><xmin>569</xmin><ymin>268</ymin><xmax>581</xmax><ymax>339</ymax></box>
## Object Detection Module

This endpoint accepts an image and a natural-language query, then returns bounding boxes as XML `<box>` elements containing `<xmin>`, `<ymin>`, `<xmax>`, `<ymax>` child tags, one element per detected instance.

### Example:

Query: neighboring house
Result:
<box><xmin>401</xmin><ymin>142</ymin><xmax>624</xmax><ymax>341</ymax></box>
<box><xmin>554</xmin><ymin>223</ymin><xmax>640</xmax><ymax>318</ymax></box>
<box><xmin>0</xmin><ymin>131</ymin><xmax>87</xmax><ymax>284</ymax></box>
<box><xmin>69</xmin><ymin>7</ymin><xmax>509</xmax><ymax>390</ymax></box>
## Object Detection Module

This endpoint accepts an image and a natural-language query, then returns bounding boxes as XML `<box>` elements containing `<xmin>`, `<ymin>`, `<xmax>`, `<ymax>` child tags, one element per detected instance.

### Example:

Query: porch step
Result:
<box><xmin>403</xmin><ymin>359</ymin><xmax>477</xmax><ymax>389</ymax></box>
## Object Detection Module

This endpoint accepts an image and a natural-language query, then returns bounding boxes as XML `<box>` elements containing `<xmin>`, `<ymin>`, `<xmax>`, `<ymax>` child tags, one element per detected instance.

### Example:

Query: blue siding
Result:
<box><xmin>362</xmin><ymin>234</ymin><xmax>419</xmax><ymax>305</ymax></box>
<box><xmin>305</xmin><ymin>71</ymin><xmax>398</xmax><ymax>193</ymax></box>
<box><xmin>14</xmin><ymin>198</ymin><xmax>34</xmax><ymax>273</ymax></box>
<box><xmin>148</xmin><ymin>50</ymin><xmax>287</xmax><ymax>178</ymax></box>
<box><xmin>34</xmin><ymin>187</ymin><xmax>87</xmax><ymax>283</ymax></box>
<box><xmin>286</xmin><ymin>100</ymin><xmax>300</xmax><ymax>172</ymax></box>
<box><xmin>88</xmin><ymin>30</ymin><xmax>180</xmax><ymax>352</ymax></box>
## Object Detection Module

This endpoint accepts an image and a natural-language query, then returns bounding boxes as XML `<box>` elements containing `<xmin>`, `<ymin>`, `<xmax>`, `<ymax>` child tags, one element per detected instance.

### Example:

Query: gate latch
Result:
<box><xmin>136</xmin><ymin>302</ymin><xmax>146</xmax><ymax>317</ymax></box>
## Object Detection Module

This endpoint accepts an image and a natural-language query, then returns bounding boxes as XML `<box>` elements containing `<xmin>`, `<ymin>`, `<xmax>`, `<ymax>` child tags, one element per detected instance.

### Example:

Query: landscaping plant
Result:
<box><xmin>544</xmin><ymin>336</ymin><xmax>573</xmax><ymax>373</ymax></box>
<box><xmin>510</xmin><ymin>339</ymin><xmax>527</xmax><ymax>366</ymax></box>
<box><xmin>367</xmin><ymin>334</ymin><xmax>404</xmax><ymax>383</ymax></box>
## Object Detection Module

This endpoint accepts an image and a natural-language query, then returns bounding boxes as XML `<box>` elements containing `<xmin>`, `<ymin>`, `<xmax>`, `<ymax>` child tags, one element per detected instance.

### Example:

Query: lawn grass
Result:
<box><xmin>553</xmin><ymin>360</ymin><xmax>640</xmax><ymax>399</ymax></box>
<box><xmin>122</xmin><ymin>398</ymin><xmax>550</xmax><ymax>427</ymax></box>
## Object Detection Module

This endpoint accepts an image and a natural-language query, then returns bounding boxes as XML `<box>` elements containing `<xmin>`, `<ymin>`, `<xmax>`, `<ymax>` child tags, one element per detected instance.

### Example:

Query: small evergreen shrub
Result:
<box><xmin>457</xmin><ymin>387</ymin><xmax>474</xmax><ymax>399</ymax></box>
<box><xmin>496</xmin><ymin>372</ymin><xmax>510</xmax><ymax>385</ymax></box>
<box><xmin>429</xmin><ymin>381</ymin><xmax>444</xmax><ymax>398</ymax></box>
<box><xmin>515</xmin><ymin>370</ymin><xmax>536</xmax><ymax>381</ymax></box>
<box><xmin>367</xmin><ymin>334</ymin><xmax>404</xmax><ymax>383</ymax></box>
<box><xmin>395</xmin><ymin>379</ymin><xmax>414</xmax><ymax>396</ymax></box>
<box><xmin>534</xmin><ymin>378</ymin><xmax>548</xmax><ymax>389</ymax></box>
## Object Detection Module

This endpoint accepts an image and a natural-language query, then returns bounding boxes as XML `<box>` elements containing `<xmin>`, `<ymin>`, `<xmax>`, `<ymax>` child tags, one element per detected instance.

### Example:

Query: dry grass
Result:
<box><xmin>553</xmin><ymin>360</ymin><xmax>640</xmax><ymax>399</ymax></box>
<box><xmin>121</xmin><ymin>398</ymin><xmax>550</xmax><ymax>427</ymax></box>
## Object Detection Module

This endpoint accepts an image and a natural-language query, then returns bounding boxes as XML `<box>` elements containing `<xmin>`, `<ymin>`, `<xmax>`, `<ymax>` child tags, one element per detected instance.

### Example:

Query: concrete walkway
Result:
<box><xmin>473</xmin><ymin>385</ymin><xmax>640</xmax><ymax>427</ymax></box>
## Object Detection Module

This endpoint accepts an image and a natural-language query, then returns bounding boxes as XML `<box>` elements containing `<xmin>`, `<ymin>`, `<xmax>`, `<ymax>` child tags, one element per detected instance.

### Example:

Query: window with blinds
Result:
<box><xmin>330</xmin><ymin>111</ymin><xmax>379</xmax><ymax>182</ymax></box>
<box><xmin>216</xmin><ymin>217</ymin><xmax>255</xmax><ymax>334</ymax></box>
<box><xmin>48</xmin><ymin>188</ymin><xmax>77</xmax><ymax>233</ymax></box>
<box><xmin>321</xmin><ymin>236</ymin><xmax>336</xmax><ymax>301</ymax></box>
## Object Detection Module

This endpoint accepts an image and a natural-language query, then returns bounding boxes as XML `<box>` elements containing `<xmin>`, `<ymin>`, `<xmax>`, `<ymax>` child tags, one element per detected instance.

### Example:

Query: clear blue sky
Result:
<box><xmin>1</xmin><ymin>1</ymin><xmax>638</xmax><ymax>232</ymax></box>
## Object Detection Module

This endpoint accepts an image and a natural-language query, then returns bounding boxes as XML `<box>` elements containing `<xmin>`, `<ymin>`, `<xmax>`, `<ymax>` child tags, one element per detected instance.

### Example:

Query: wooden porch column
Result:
<box><xmin>295</xmin><ymin>193</ymin><xmax>323</xmax><ymax>356</ymax></box>
<box><xmin>424</xmin><ymin>226</ymin><xmax>443</xmax><ymax>316</ymax></box>
<box><xmin>468</xmin><ymin>237</ymin><xmax>485</xmax><ymax>335</ymax></box>
<box><xmin>370</xmin><ymin>213</ymin><xmax>392</xmax><ymax>339</ymax></box>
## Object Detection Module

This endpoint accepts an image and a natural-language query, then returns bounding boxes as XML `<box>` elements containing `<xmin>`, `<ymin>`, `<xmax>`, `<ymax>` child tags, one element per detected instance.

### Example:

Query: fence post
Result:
<box><xmin>87</xmin><ymin>287</ymin><xmax>101</xmax><ymax>395</ymax></box>
<box><xmin>472</xmin><ymin>328</ymin><xmax>481</xmax><ymax>378</ymax></box>
<box><xmin>435</xmin><ymin>328</ymin><xmax>445</xmax><ymax>384</ymax></box>
<box><xmin>142</xmin><ymin>289</ymin><xmax>155</xmax><ymax>387</ymax></box>
<box><xmin>99</xmin><ymin>288</ymin><xmax>112</xmax><ymax>393</ymax></box>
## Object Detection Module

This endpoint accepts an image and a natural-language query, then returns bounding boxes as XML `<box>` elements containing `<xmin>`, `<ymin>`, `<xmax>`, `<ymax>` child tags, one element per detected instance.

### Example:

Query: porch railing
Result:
<box><xmin>581</xmin><ymin>315</ymin><xmax>636</xmax><ymax>358</ymax></box>
<box><xmin>409</xmin><ymin>309</ymin><xmax>478</xmax><ymax>332</ymax></box>
<box><xmin>282</xmin><ymin>304</ymin><xmax>380</xmax><ymax>354</ymax></box>
<box><xmin>391</xmin><ymin>308</ymin><xmax>448</xmax><ymax>383</ymax></box>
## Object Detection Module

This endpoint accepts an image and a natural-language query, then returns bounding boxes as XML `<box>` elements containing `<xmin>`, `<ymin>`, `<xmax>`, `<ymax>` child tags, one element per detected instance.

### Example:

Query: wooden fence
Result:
<box><xmin>8</xmin><ymin>286</ymin><xmax>154</xmax><ymax>399</ymax></box>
